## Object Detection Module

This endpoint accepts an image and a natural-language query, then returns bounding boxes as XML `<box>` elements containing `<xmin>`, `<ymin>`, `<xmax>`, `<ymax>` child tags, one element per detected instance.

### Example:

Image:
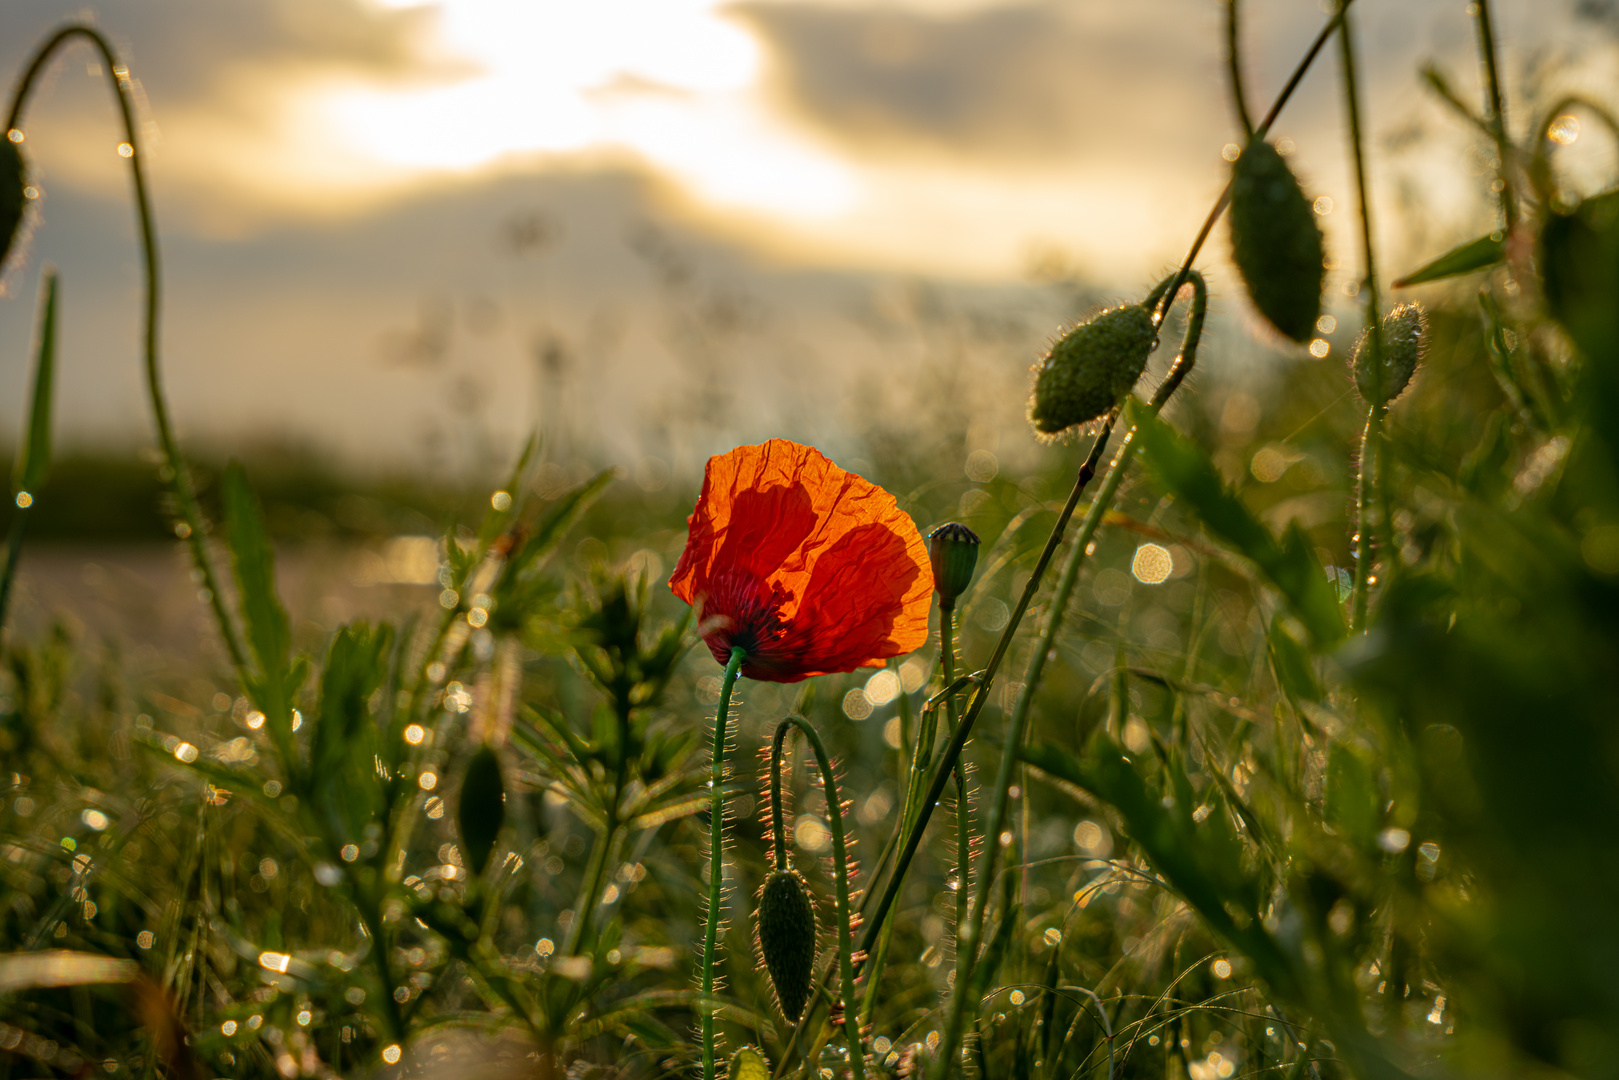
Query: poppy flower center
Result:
<box><xmin>701</xmin><ymin>568</ymin><xmax>790</xmax><ymax>658</ymax></box>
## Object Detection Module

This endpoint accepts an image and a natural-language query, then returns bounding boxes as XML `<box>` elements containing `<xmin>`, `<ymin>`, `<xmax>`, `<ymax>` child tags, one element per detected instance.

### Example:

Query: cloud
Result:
<box><xmin>732</xmin><ymin>0</ymin><xmax>1217</xmax><ymax>163</ymax></box>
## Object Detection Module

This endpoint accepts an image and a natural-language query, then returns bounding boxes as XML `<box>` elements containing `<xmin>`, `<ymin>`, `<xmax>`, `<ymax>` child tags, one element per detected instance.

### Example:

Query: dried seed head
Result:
<box><xmin>1028</xmin><ymin>303</ymin><xmax>1155</xmax><ymax>436</ymax></box>
<box><xmin>1</xmin><ymin>135</ymin><xmax>25</xmax><ymax>270</ymax></box>
<box><xmin>756</xmin><ymin>868</ymin><xmax>817</xmax><ymax>1021</ymax></box>
<box><xmin>1351</xmin><ymin>302</ymin><xmax>1427</xmax><ymax>404</ymax></box>
<box><xmin>728</xmin><ymin>1045</ymin><xmax>771</xmax><ymax>1080</ymax></box>
<box><xmin>1229</xmin><ymin>139</ymin><xmax>1325</xmax><ymax>342</ymax></box>
<box><xmin>928</xmin><ymin>522</ymin><xmax>980</xmax><ymax>605</ymax></box>
<box><xmin>457</xmin><ymin>744</ymin><xmax>505</xmax><ymax>877</ymax></box>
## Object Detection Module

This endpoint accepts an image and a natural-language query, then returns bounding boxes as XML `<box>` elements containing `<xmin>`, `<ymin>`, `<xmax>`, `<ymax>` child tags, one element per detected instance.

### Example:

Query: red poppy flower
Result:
<box><xmin>670</xmin><ymin>439</ymin><xmax>932</xmax><ymax>683</ymax></box>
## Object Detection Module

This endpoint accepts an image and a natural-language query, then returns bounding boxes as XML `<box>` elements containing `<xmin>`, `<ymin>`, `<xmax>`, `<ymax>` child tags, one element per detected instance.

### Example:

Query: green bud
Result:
<box><xmin>1230</xmin><ymin>139</ymin><xmax>1325</xmax><ymax>343</ymax></box>
<box><xmin>1028</xmin><ymin>303</ymin><xmax>1155</xmax><ymax>436</ymax></box>
<box><xmin>728</xmin><ymin>1045</ymin><xmax>771</xmax><ymax>1080</ymax></box>
<box><xmin>928</xmin><ymin>523</ymin><xmax>980</xmax><ymax>605</ymax></box>
<box><xmin>756</xmin><ymin>868</ymin><xmax>816</xmax><ymax>1022</ymax></box>
<box><xmin>1</xmin><ymin>134</ymin><xmax>26</xmax><ymax>270</ymax></box>
<box><xmin>457</xmin><ymin>744</ymin><xmax>505</xmax><ymax>878</ymax></box>
<box><xmin>1351</xmin><ymin>302</ymin><xmax>1427</xmax><ymax>404</ymax></box>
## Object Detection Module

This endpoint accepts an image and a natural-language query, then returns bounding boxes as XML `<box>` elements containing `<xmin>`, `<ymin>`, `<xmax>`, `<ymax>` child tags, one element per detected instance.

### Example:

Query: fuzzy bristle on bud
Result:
<box><xmin>728</xmin><ymin>1045</ymin><xmax>771</xmax><ymax>1080</ymax></box>
<box><xmin>1028</xmin><ymin>304</ymin><xmax>1155</xmax><ymax>436</ymax></box>
<box><xmin>1351</xmin><ymin>302</ymin><xmax>1427</xmax><ymax>404</ymax></box>
<box><xmin>1</xmin><ymin>137</ymin><xmax>25</xmax><ymax>270</ymax></box>
<box><xmin>457</xmin><ymin>744</ymin><xmax>505</xmax><ymax>878</ymax></box>
<box><xmin>928</xmin><ymin>523</ymin><xmax>980</xmax><ymax>605</ymax></box>
<box><xmin>756</xmin><ymin>869</ymin><xmax>817</xmax><ymax>1022</ymax></box>
<box><xmin>1229</xmin><ymin>139</ymin><xmax>1325</xmax><ymax>343</ymax></box>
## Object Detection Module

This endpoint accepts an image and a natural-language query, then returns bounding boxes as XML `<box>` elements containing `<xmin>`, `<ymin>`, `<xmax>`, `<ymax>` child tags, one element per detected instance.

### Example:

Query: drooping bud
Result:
<box><xmin>728</xmin><ymin>1045</ymin><xmax>771</xmax><ymax>1080</ymax></box>
<box><xmin>1028</xmin><ymin>303</ymin><xmax>1155</xmax><ymax>436</ymax></box>
<box><xmin>1229</xmin><ymin>139</ymin><xmax>1325</xmax><ymax>343</ymax></box>
<box><xmin>1</xmin><ymin>132</ymin><xmax>26</xmax><ymax>270</ymax></box>
<box><xmin>928</xmin><ymin>523</ymin><xmax>980</xmax><ymax>606</ymax></box>
<box><xmin>1351</xmin><ymin>302</ymin><xmax>1427</xmax><ymax>404</ymax></box>
<box><xmin>457</xmin><ymin>744</ymin><xmax>505</xmax><ymax>878</ymax></box>
<box><xmin>756</xmin><ymin>868</ymin><xmax>817</xmax><ymax>1022</ymax></box>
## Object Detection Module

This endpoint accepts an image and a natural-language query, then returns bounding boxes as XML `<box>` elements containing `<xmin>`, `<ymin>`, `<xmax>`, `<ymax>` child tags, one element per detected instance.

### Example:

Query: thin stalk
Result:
<box><xmin>796</xmin><ymin>8</ymin><xmax>1348</xmax><ymax>1062</ymax></box>
<box><xmin>1471</xmin><ymin>0</ymin><xmax>1515</xmax><ymax>232</ymax></box>
<box><xmin>934</xmin><ymin>274</ymin><xmax>1207</xmax><ymax>1078</ymax></box>
<box><xmin>1227</xmin><ymin>0</ymin><xmax>1255</xmax><ymax>138</ymax></box>
<box><xmin>773</xmin><ymin>717</ymin><xmax>866</xmax><ymax>1080</ymax></box>
<box><xmin>940</xmin><ymin>604</ymin><xmax>972</xmax><ymax>1011</ymax></box>
<box><xmin>701</xmin><ymin>646</ymin><xmax>747</xmax><ymax>1080</ymax></box>
<box><xmin>5</xmin><ymin>25</ymin><xmax>245</xmax><ymax>671</ymax></box>
<box><xmin>1338</xmin><ymin>2</ymin><xmax>1386</xmax><ymax>633</ymax></box>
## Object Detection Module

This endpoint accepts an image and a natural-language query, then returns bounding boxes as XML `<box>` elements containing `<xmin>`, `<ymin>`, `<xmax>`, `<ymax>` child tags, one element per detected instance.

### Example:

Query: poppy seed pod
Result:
<box><xmin>928</xmin><ymin>523</ymin><xmax>980</xmax><ymax>606</ymax></box>
<box><xmin>1230</xmin><ymin>139</ymin><xmax>1325</xmax><ymax>343</ymax></box>
<box><xmin>756</xmin><ymin>868</ymin><xmax>817</xmax><ymax>1021</ymax></box>
<box><xmin>457</xmin><ymin>745</ymin><xmax>505</xmax><ymax>878</ymax></box>
<box><xmin>728</xmin><ymin>1045</ymin><xmax>771</xmax><ymax>1080</ymax></box>
<box><xmin>1351</xmin><ymin>302</ymin><xmax>1427</xmax><ymax>404</ymax></box>
<box><xmin>1028</xmin><ymin>303</ymin><xmax>1156</xmax><ymax>436</ymax></box>
<box><xmin>1</xmin><ymin>135</ymin><xmax>25</xmax><ymax>270</ymax></box>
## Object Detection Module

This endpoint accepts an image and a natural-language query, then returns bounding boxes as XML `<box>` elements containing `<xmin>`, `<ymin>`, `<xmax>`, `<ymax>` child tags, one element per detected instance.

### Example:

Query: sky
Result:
<box><xmin>0</xmin><ymin>0</ymin><xmax>1613</xmax><ymax>480</ymax></box>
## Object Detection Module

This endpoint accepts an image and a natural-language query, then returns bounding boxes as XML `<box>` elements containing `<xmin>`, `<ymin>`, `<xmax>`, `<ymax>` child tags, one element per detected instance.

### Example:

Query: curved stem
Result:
<box><xmin>773</xmin><ymin>716</ymin><xmax>866</xmax><ymax>1080</ymax></box>
<box><xmin>701</xmin><ymin>646</ymin><xmax>746</xmax><ymax>1080</ymax></box>
<box><xmin>933</xmin><ymin>273</ymin><xmax>1207</xmax><ymax>1079</ymax></box>
<box><xmin>4</xmin><ymin>25</ymin><xmax>246</xmax><ymax>671</ymax></box>
<box><xmin>807</xmin><ymin>5</ymin><xmax>1347</xmax><ymax>1053</ymax></box>
<box><xmin>1338</xmin><ymin>3</ymin><xmax>1385</xmax><ymax>633</ymax></box>
<box><xmin>1226</xmin><ymin>0</ymin><xmax>1255</xmax><ymax>139</ymax></box>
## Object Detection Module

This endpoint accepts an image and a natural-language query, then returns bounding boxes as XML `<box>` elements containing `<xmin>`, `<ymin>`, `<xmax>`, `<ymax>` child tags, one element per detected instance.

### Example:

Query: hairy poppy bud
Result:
<box><xmin>1351</xmin><ymin>302</ymin><xmax>1426</xmax><ymax>404</ymax></box>
<box><xmin>1</xmin><ymin>134</ymin><xmax>25</xmax><ymax>269</ymax></box>
<box><xmin>928</xmin><ymin>523</ymin><xmax>980</xmax><ymax>606</ymax></box>
<box><xmin>756</xmin><ymin>868</ymin><xmax>816</xmax><ymax>1021</ymax></box>
<box><xmin>457</xmin><ymin>744</ymin><xmax>505</xmax><ymax>877</ymax></box>
<box><xmin>728</xmin><ymin>1045</ymin><xmax>771</xmax><ymax>1080</ymax></box>
<box><xmin>1028</xmin><ymin>303</ymin><xmax>1155</xmax><ymax>435</ymax></box>
<box><xmin>1229</xmin><ymin>140</ymin><xmax>1325</xmax><ymax>343</ymax></box>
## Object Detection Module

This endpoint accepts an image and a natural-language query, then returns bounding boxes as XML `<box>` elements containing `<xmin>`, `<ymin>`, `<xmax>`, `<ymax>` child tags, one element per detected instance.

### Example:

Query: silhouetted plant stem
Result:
<box><xmin>1471</xmin><ymin>0</ymin><xmax>1515</xmax><ymax>233</ymax></box>
<box><xmin>772</xmin><ymin>717</ymin><xmax>866</xmax><ymax>1080</ymax></box>
<box><xmin>700</xmin><ymin>646</ymin><xmax>746</xmax><ymax>1080</ymax></box>
<box><xmin>1338</xmin><ymin>1</ymin><xmax>1386</xmax><ymax>633</ymax></box>
<box><xmin>934</xmin><ymin>275</ymin><xmax>1207</xmax><ymax>1078</ymax></box>
<box><xmin>5</xmin><ymin>25</ymin><xmax>246</xmax><ymax>672</ymax></box>
<box><xmin>1227</xmin><ymin>0</ymin><xmax>1255</xmax><ymax>139</ymax></box>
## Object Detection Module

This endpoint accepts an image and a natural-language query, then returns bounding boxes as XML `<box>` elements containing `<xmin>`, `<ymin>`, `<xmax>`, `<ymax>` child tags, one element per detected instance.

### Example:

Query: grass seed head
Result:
<box><xmin>1028</xmin><ymin>303</ymin><xmax>1155</xmax><ymax>436</ymax></box>
<box><xmin>756</xmin><ymin>868</ymin><xmax>817</xmax><ymax>1022</ymax></box>
<box><xmin>1</xmin><ymin>136</ymin><xmax>25</xmax><ymax>269</ymax></box>
<box><xmin>1230</xmin><ymin>139</ymin><xmax>1325</xmax><ymax>343</ymax></box>
<box><xmin>1352</xmin><ymin>302</ymin><xmax>1427</xmax><ymax>404</ymax></box>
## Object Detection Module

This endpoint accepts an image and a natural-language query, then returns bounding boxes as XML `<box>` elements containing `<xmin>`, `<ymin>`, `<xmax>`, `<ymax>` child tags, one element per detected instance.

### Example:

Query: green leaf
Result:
<box><xmin>14</xmin><ymin>271</ymin><xmax>57</xmax><ymax>496</ymax></box>
<box><xmin>1125</xmin><ymin>400</ymin><xmax>1345</xmax><ymax>645</ymax></box>
<box><xmin>1268</xmin><ymin>615</ymin><xmax>1321</xmax><ymax>703</ymax></box>
<box><xmin>1393</xmin><ymin>232</ymin><xmax>1504</xmax><ymax>288</ymax></box>
<box><xmin>223</xmin><ymin>464</ymin><xmax>290</xmax><ymax>679</ymax></box>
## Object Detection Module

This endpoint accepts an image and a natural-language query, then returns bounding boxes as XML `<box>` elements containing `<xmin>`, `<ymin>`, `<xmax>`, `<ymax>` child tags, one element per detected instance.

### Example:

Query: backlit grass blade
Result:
<box><xmin>0</xmin><ymin>269</ymin><xmax>59</xmax><ymax>635</ymax></box>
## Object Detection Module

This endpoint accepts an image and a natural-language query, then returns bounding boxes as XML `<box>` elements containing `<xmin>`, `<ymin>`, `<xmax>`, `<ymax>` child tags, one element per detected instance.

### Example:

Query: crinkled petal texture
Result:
<box><xmin>670</xmin><ymin>439</ymin><xmax>932</xmax><ymax>682</ymax></box>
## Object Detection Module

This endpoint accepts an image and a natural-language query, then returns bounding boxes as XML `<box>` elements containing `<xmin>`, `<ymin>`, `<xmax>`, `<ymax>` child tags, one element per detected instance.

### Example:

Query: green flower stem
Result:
<box><xmin>934</xmin><ymin>273</ymin><xmax>1207</xmax><ymax>1079</ymax></box>
<box><xmin>792</xmin><ymin>7</ymin><xmax>1348</xmax><ymax>1057</ymax></box>
<box><xmin>5</xmin><ymin>25</ymin><xmax>245</xmax><ymax>672</ymax></box>
<box><xmin>772</xmin><ymin>716</ymin><xmax>866</xmax><ymax>1080</ymax></box>
<box><xmin>1338</xmin><ymin>1</ymin><xmax>1385</xmax><ymax>634</ymax></box>
<box><xmin>701</xmin><ymin>646</ymin><xmax>746</xmax><ymax>1080</ymax></box>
